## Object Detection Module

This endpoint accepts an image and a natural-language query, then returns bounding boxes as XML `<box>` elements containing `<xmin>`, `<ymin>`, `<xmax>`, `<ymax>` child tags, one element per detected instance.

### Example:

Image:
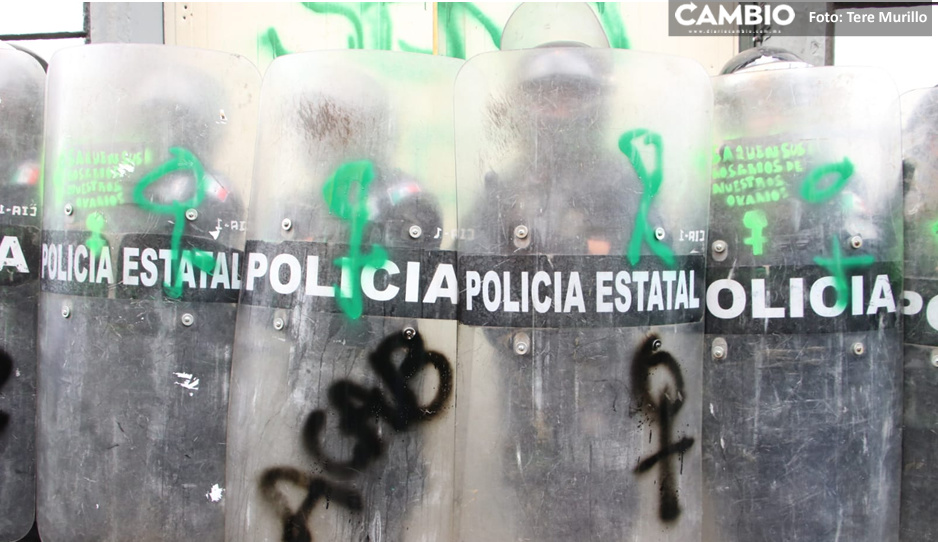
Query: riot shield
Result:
<box><xmin>225</xmin><ymin>51</ymin><xmax>462</xmax><ymax>542</ymax></box>
<box><xmin>899</xmin><ymin>87</ymin><xmax>938</xmax><ymax>541</ymax></box>
<box><xmin>453</xmin><ymin>44</ymin><xmax>712</xmax><ymax>541</ymax></box>
<box><xmin>0</xmin><ymin>49</ymin><xmax>44</xmax><ymax>542</ymax></box>
<box><xmin>37</xmin><ymin>45</ymin><xmax>259</xmax><ymax>542</ymax></box>
<box><xmin>703</xmin><ymin>67</ymin><xmax>903</xmax><ymax>541</ymax></box>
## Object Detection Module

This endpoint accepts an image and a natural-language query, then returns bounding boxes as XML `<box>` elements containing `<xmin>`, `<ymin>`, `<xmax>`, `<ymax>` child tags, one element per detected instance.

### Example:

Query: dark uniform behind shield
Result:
<box><xmin>454</xmin><ymin>4</ymin><xmax>712</xmax><ymax>540</ymax></box>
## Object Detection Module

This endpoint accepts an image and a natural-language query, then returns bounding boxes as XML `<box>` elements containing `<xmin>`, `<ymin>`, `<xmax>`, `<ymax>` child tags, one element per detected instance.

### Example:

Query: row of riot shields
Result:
<box><xmin>1</xmin><ymin>19</ymin><xmax>937</xmax><ymax>542</ymax></box>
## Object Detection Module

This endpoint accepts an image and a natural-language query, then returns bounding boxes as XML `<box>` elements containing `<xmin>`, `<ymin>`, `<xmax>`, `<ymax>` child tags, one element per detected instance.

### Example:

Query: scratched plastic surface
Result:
<box><xmin>703</xmin><ymin>67</ymin><xmax>902</xmax><ymax>542</ymax></box>
<box><xmin>36</xmin><ymin>45</ymin><xmax>259</xmax><ymax>542</ymax></box>
<box><xmin>0</xmin><ymin>49</ymin><xmax>44</xmax><ymax>542</ymax></box>
<box><xmin>899</xmin><ymin>88</ymin><xmax>938</xmax><ymax>542</ymax></box>
<box><xmin>225</xmin><ymin>51</ymin><xmax>462</xmax><ymax>542</ymax></box>
<box><xmin>453</xmin><ymin>34</ymin><xmax>712</xmax><ymax>541</ymax></box>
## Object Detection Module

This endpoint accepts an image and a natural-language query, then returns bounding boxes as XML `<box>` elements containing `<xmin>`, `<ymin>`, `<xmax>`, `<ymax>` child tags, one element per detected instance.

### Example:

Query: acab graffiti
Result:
<box><xmin>260</xmin><ymin>331</ymin><xmax>453</xmax><ymax>541</ymax></box>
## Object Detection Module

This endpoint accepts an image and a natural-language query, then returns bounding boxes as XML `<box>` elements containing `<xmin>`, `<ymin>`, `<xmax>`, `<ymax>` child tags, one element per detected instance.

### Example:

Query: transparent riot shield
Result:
<box><xmin>0</xmin><ymin>49</ymin><xmax>44</xmax><ymax>542</ymax></box>
<box><xmin>703</xmin><ymin>68</ymin><xmax>902</xmax><ymax>542</ymax></box>
<box><xmin>899</xmin><ymin>87</ymin><xmax>938</xmax><ymax>541</ymax></box>
<box><xmin>225</xmin><ymin>51</ymin><xmax>462</xmax><ymax>542</ymax></box>
<box><xmin>454</xmin><ymin>45</ymin><xmax>712</xmax><ymax>541</ymax></box>
<box><xmin>37</xmin><ymin>45</ymin><xmax>259</xmax><ymax>542</ymax></box>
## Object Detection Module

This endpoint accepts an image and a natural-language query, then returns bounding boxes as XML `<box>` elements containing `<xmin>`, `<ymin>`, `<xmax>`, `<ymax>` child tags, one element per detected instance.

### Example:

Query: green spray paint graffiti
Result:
<box><xmin>322</xmin><ymin>160</ymin><xmax>389</xmax><ymax>319</ymax></box>
<box><xmin>798</xmin><ymin>157</ymin><xmax>872</xmax><ymax>309</ymax></box>
<box><xmin>132</xmin><ymin>147</ymin><xmax>216</xmax><ymax>299</ymax></box>
<box><xmin>437</xmin><ymin>2</ymin><xmax>501</xmax><ymax>59</ymax></box>
<box><xmin>260</xmin><ymin>2</ymin><xmax>433</xmax><ymax>60</ymax></box>
<box><xmin>594</xmin><ymin>2</ymin><xmax>630</xmax><ymax>49</ymax></box>
<box><xmin>258</xmin><ymin>2</ymin><xmax>629</xmax><ymax>62</ymax></box>
<box><xmin>800</xmin><ymin>158</ymin><xmax>854</xmax><ymax>204</ymax></box>
<box><xmin>85</xmin><ymin>212</ymin><xmax>106</xmax><ymax>256</ymax></box>
<box><xmin>742</xmin><ymin>209</ymin><xmax>768</xmax><ymax>256</ymax></box>
<box><xmin>813</xmin><ymin>236</ymin><xmax>875</xmax><ymax>310</ymax></box>
<box><xmin>618</xmin><ymin>129</ymin><xmax>675</xmax><ymax>266</ymax></box>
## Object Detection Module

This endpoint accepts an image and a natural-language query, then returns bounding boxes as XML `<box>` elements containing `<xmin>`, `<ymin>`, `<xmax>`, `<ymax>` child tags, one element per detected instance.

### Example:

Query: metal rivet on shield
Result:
<box><xmin>409</xmin><ymin>225</ymin><xmax>422</xmax><ymax>239</ymax></box>
<box><xmin>181</xmin><ymin>313</ymin><xmax>194</xmax><ymax>327</ymax></box>
<box><xmin>281</xmin><ymin>218</ymin><xmax>292</xmax><ymax>232</ymax></box>
<box><xmin>930</xmin><ymin>350</ymin><xmax>938</xmax><ymax>368</ymax></box>
<box><xmin>61</xmin><ymin>305</ymin><xmax>71</xmax><ymax>318</ymax></box>
<box><xmin>852</xmin><ymin>342</ymin><xmax>865</xmax><ymax>356</ymax></box>
<box><xmin>654</xmin><ymin>227</ymin><xmax>666</xmax><ymax>241</ymax></box>
<box><xmin>513</xmin><ymin>331</ymin><xmax>530</xmax><ymax>356</ymax></box>
<box><xmin>712</xmin><ymin>337</ymin><xmax>727</xmax><ymax>360</ymax></box>
<box><xmin>514</xmin><ymin>225</ymin><xmax>529</xmax><ymax>240</ymax></box>
<box><xmin>712</xmin><ymin>240</ymin><xmax>727</xmax><ymax>254</ymax></box>
<box><xmin>403</xmin><ymin>327</ymin><xmax>417</xmax><ymax>340</ymax></box>
<box><xmin>849</xmin><ymin>235</ymin><xmax>863</xmax><ymax>249</ymax></box>
<box><xmin>64</xmin><ymin>203</ymin><xmax>73</xmax><ymax>216</ymax></box>
<box><xmin>185</xmin><ymin>208</ymin><xmax>198</xmax><ymax>221</ymax></box>
<box><xmin>273</xmin><ymin>317</ymin><xmax>285</xmax><ymax>331</ymax></box>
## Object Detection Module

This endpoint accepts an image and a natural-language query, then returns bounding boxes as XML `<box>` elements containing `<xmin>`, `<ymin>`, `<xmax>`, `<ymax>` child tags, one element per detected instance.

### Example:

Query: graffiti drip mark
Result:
<box><xmin>260</xmin><ymin>468</ymin><xmax>364</xmax><ymax>542</ymax></box>
<box><xmin>322</xmin><ymin>160</ymin><xmax>389</xmax><ymax>319</ymax></box>
<box><xmin>132</xmin><ymin>147</ymin><xmax>216</xmax><ymax>299</ymax></box>
<box><xmin>631</xmin><ymin>335</ymin><xmax>694</xmax><ymax>523</ymax></box>
<box><xmin>0</xmin><ymin>349</ymin><xmax>11</xmax><ymax>434</ymax></box>
<box><xmin>302</xmin><ymin>331</ymin><xmax>453</xmax><ymax>477</ymax></box>
<box><xmin>799</xmin><ymin>158</ymin><xmax>854</xmax><ymax>204</ymax></box>
<box><xmin>618</xmin><ymin>129</ymin><xmax>676</xmax><ymax>266</ymax></box>
<box><xmin>742</xmin><ymin>209</ymin><xmax>768</xmax><ymax>256</ymax></box>
<box><xmin>85</xmin><ymin>212</ymin><xmax>107</xmax><ymax>257</ymax></box>
<box><xmin>813</xmin><ymin>236</ymin><xmax>875</xmax><ymax>311</ymax></box>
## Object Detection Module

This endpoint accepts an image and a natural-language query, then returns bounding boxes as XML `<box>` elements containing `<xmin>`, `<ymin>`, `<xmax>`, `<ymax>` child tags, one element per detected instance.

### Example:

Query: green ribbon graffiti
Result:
<box><xmin>132</xmin><ymin>147</ymin><xmax>216</xmax><ymax>299</ymax></box>
<box><xmin>322</xmin><ymin>160</ymin><xmax>388</xmax><ymax>320</ymax></box>
<box><xmin>618</xmin><ymin>129</ymin><xmax>675</xmax><ymax>266</ymax></box>
<box><xmin>813</xmin><ymin>236</ymin><xmax>875</xmax><ymax>311</ymax></box>
<box><xmin>85</xmin><ymin>212</ymin><xmax>107</xmax><ymax>256</ymax></box>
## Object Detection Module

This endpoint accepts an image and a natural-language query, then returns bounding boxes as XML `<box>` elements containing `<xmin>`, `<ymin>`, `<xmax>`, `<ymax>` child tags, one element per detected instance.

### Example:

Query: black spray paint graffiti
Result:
<box><xmin>260</xmin><ymin>330</ymin><xmax>453</xmax><ymax>542</ymax></box>
<box><xmin>631</xmin><ymin>335</ymin><xmax>694</xmax><ymax>522</ymax></box>
<box><xmin>0</xmin><ymin>349</ymin><xmax>12</xmax><ymax>434</ymax></box>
